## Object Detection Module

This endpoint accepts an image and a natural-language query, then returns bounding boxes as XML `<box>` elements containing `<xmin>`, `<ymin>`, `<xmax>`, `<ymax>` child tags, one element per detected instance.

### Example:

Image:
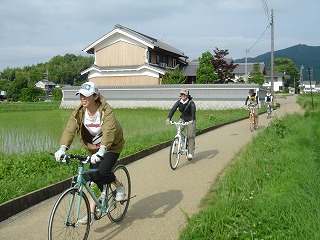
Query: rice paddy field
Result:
<box><xmin>0</xmin><ymin>102</ymin><xmax>248</xmax><ymax>203</ymax></box>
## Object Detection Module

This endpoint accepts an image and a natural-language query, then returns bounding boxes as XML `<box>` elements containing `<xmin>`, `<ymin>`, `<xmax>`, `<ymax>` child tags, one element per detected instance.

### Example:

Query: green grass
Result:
<box><xmin>0</xmin><ymin>106</ymin><xmax>248</xmax><ymax>204</ymax></box>
<box><xmin>179</xmin><ymin>95</ymin><xmax>320</xmax><ymax>239</ymax></box>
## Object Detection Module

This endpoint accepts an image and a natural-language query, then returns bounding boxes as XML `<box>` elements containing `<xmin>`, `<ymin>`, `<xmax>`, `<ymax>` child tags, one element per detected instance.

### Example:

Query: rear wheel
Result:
<box><xmin>48</xmin><ymin>187</ymin><xmax>90</xmax><ymax>240</ymax></box>
<box><xmin>107</xmin><ymin>165</ymin><xmax>131</xmax><ymax>222</ymax></box>
<box><xmin>169</xmin><ymin>137</ymin><xmax>181</xmax><ymax>170</ymax></box>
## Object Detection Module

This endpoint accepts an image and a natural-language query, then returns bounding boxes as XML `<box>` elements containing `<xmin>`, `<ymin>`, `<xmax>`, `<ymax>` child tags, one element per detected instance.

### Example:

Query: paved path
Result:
<box><xmin>0</xmin><ymin>95</ymin><xmax>303</xmax><ymax>240</ymax></box>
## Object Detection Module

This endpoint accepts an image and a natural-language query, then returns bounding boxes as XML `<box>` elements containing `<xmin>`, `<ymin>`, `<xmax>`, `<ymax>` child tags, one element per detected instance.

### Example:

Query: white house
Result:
<box><xmin>262</xmin><ymin>70</ymin><xmax>288</xmax><ymax>92</ymax></box>
<box><xmin>300</xmin><ymin>81</ymin><xmax>318</xmax><ymax>93</ymax></box>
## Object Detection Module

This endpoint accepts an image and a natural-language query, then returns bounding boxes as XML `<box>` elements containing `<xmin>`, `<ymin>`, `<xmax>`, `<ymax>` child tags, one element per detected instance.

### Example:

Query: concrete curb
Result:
<box><xmin>0</xmin><ymin>116</ymin><xmax>250</xmax><ymax>222</ymax></box>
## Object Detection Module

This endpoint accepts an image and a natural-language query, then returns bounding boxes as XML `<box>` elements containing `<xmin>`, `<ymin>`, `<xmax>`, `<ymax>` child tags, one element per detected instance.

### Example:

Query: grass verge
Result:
<box><xmin>179</xmin><ymin>95</ymin><xmax>320</xmax><ymax>239</ymax></box>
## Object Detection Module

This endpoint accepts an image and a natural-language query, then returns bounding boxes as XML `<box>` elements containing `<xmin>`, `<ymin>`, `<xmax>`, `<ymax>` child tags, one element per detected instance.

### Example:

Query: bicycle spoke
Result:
<box><xmin>48</xmin><ymin>188</ymin><xmax>90</xmax><ymax>240</ymax></box>
<box><xmin>169</xmin><ymin>137</ymin><xmax>180</xmax><ymax>170</ymax></box>
<box><xmin>107</xmin><ymin>165</ymin><xmax>131</xmax><ymax>222</ymax></box>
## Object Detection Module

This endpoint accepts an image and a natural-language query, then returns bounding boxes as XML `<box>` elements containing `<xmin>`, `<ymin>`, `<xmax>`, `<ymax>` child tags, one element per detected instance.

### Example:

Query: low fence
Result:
<box><xmin>61</xmin><ymin>84</ymin><xmax>267</xmax><ymax>110</ymax></box>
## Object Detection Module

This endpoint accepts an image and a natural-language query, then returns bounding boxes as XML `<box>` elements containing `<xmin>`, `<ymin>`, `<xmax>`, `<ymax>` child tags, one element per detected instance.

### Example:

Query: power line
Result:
<box><xmin>261</xmin><ymin>0</ymin><xmax>270</xmax><ymax>23</ymax></box>
<box><xmin>247</xmin><ymin>24</ymin><xmax>270</xmax><ymax>52</ymax></box>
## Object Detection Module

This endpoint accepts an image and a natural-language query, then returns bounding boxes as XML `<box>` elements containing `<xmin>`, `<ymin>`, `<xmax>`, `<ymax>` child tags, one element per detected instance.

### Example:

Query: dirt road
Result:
<box><xmin>0</xmin><ymin>95</ymin><xmax>303</xmax><ymax>240</ymax></box>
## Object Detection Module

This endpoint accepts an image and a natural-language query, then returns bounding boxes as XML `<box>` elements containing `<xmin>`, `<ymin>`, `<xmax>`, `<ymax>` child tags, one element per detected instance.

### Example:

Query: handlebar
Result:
<box><xmin>169</xmin><ymin>121</ymin><xmax>190</xmax><ymax>126</ymax></box>
<box><xmin>50</xmin><ymin>152</ymin><xmax>90</xmax><ymax>164</ymax></box>
<box><xmin>246</xmin><ymin>104</ymin><xmax>259</xmax><ymax>110</ymax></box>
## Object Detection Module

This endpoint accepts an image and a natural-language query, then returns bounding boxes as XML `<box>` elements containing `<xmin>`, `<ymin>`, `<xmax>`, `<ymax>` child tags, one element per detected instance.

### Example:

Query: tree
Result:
<box><xmin>53</xmin><ymin>87</ymin><xmax>62</xmax><ymax>100</ymax></box>
<box><xmin>20</xmin><ymin>87</ymin><xmax>44</xmax><ymax>102</ymax></box>
<box><xmin>269</xmin><ymin>58</ymin><xmax>299</xmax><ymax>89</ymax></box>
<box><xmin>162</xmin><ymin>68</ymin><xmax>186</xmax><ymax>84</ymax></box>
<box><xmin>196</xmin><ymin>51</ymin><xmax>218</xmax><ymax>84</ymax></box>
<box><xmin>248</xmin><ymin>63</ymin><xmax>265</xmax><ymax>85</ymax></box>
<box><xmin>211</xmin><ymin>48</ymin><xmax>238</xmax><ymax>84</ymax></box>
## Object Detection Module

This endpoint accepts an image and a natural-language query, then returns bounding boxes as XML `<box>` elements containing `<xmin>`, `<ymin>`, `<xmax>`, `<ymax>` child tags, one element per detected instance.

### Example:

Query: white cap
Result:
<box><xmin>180</xmin><ymin>89</ymin><xmax>189</xmax><ymax>95</ymax></box>
<box><xmin>76</xmin><ymin>82</ymin><xmax>98</xmax><ymax>97</ymax></box>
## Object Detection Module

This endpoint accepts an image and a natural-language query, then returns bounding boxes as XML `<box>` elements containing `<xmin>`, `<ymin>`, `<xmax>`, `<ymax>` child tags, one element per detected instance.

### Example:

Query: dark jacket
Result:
<box><xmin>60</xmin><ymin>95</ymin><xmax>125</xmax><ymax>154</ymax></box>
<box><xmin>167</xmin><ymin>99</ymin><xmax>196</xmax><ymax>122</ymax></box>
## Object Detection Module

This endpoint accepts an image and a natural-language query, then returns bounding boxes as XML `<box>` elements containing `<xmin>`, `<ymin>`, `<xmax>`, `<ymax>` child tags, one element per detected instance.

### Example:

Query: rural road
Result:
<box><xmin>0</xmin><ymin>95</ymin><xmax>303</xmax><ymax>240</ymax></box>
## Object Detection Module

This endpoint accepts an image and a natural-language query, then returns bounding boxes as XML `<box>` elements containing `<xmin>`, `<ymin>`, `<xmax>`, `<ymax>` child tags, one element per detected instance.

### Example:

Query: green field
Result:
<box><xmin>0</xmin><ymin>104</ymin><xmax>248</xmax><ymax>204</ymax></box>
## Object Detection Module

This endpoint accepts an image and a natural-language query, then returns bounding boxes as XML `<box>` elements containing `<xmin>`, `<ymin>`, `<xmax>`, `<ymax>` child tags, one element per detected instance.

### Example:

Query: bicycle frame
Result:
<box><xmin>171</xmin><ymin>121</ymin><xmax>189</xmax><ymax>155</ymax></box>
<box><xmin>247</xmin><ymin>104</ymin><xmax>257</xmax><ymax>132</ymax></box>
<box><xmin>64</xmin><ymin>164</ymin><xmax>114</xmax><ymax>224</ymax></box>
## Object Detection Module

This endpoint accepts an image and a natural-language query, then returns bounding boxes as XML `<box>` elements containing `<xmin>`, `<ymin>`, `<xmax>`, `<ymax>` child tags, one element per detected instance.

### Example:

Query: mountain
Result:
<box><xmin>234</xmin><ymin>44</ymin><xmax>320</xmax><ymax>83</ymax></box>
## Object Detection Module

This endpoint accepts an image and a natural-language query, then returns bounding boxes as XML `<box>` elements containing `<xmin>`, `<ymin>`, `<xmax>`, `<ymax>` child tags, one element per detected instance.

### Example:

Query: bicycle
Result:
<box><xmin>266</xmin><ymin>102</ymin><xmax>272</xmax><ymax>119</ymax></box>
<box><xmin>48</xmin><ymin>154</ymin><xmax>131</xmax><ymax>240</ymax></box>
<box><xmin>168</xmin><ymin>121</ymin><xmax>190</xmax><ymax>170</ymax></box>
<box><xmin>247</xmin><ymin>104</ymin><xmax>258</xmax><ymax>132</ymax></box>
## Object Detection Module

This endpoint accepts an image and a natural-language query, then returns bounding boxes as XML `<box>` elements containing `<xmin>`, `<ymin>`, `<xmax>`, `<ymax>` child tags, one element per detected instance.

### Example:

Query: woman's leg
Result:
<box><xmin>187</xmin><ymin>121</ymin><xmax>196</xmax><ymax>156</ymax></box>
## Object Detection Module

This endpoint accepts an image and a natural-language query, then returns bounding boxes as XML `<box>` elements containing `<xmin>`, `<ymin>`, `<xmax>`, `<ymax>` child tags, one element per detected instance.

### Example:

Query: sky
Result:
<box><xmin>0</xmin><ymin>0</ymin><xmax>319</xmax><ymax>72</ymax></box>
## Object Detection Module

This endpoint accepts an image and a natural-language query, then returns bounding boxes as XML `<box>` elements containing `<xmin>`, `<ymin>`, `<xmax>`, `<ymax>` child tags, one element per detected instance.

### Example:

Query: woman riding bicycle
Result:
<box><xmin>54</xmin><ymin>81</ymin><xmax>125</xmax><ymax>225</ymax></box>
<box><xmin>245</xmin><ymin>89</ymin><xmax>259</xmax><ymax>126</ymax></box>
<box><xmin>166</xmin><ymin>89</ymin><xmax>196</xmax><ymax>160</ymax></box>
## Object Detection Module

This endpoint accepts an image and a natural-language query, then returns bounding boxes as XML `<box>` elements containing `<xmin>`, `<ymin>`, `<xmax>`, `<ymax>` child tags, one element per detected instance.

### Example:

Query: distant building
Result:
<box><xmin>35</xmin><ymin>80</ymin><xmax>57</xmax><ymax>96</ymax></box>
<box><xmin>81</xmin><ymin>24</ymin><xmax>188</xmax><ymax>86</ymax></box>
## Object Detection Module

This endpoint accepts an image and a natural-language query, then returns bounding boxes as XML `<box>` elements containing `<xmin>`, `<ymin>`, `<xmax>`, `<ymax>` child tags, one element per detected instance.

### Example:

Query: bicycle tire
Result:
<box><xmin>48</xmin><ymin>187</ymin><xmax>91</xmax><ymax>240</ymax></box>
<box><xmin>107</xmin><ymin>165</ymin><xmax>131</xmax><ymax>222</ymax></box>
<box><xmin>169</xmin><ymin>137</ymin><xmax>180</xmax><ymax>170</ymax></box>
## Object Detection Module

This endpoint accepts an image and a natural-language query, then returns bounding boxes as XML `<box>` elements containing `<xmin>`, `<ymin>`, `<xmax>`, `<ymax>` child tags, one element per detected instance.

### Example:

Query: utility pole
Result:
<box><xmin>270</xmin><ymin>9</ymin><xmax>274</xmax><ymax>96</ymax></box>
<box><xmin>245</xmin><ymin>49</ymin><xmax>249</xmax><ymax>82</ymax></box>
<box><xmin>308</xmin><ymin>67</ymin><xmax>314</xmax><ymax>110</ymax></box>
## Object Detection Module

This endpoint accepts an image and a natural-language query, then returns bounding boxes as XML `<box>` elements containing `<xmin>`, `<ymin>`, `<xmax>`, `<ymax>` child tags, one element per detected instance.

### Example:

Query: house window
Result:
<box><xmin>156</xmin><ymin>55</ymin><xmax>160</xmax><ymax>64</ymax></box>
<box><xmin>173</xmin><ymin>59</ymin><xmax>176</xmax><ymax>67</ymax></box>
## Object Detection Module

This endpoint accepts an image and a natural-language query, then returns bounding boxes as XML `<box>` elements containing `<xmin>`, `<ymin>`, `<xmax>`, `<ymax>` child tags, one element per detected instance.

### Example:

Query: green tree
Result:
<box><xmin>7</xmin><ymin>75</ymin><xmax>28</xmax><ymax>101</ymax></box>
<box><xmin>249</xmin><ymin>63</ymin><xmax>265</xmax><ymax>85</ymax></box>
<box><xmin>53</xmin><ymin>87</ymin><xmax>62</xmax><ymax>100</ymax></box>
<box><xmin>20</xmin><ymin>87</ymin><xmax>44</xmax><ymax>102</ymax></box>
<box><xmin>196</xmin><ymin>51</ymin><xmax>217</xmax><ymax>84</ymax></box>
<box><xmin>269</xmin><ymin>58</ymin><xmax>300</xmax><ymax>89</ymax></box>
<box><xmin>162</xmin><ymin>68</ymin><xmax>186</xmax><ymax>84</ymax></box>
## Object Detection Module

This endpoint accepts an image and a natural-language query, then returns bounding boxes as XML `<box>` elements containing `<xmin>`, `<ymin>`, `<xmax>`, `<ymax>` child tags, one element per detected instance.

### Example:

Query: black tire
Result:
<box><xmin>169</xmin><ymin>137</ymin><xmax>180</xmax><ymax>170</ymax></box>
<box><xmin>107</xmin><ymin>165</ymin><xmax>131</xmax><ymax>222</ymax></box>
<box><xmin>48</xmin><ymin>187</ymin><xmax>90</xmax><ymax>240</ymax></box>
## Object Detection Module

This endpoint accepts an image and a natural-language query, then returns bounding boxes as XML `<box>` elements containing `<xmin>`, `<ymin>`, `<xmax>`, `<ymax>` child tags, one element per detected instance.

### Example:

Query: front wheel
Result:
<box><xmin>48</xmin><ymin>187</ymin><xmax>91</xmax><ymax>240</ymax></box>
<box><xmin>249</xmin><ymin>113</ymin><xmax>255</xmax><ymax>132</ymax></box>
<box><xmin>107</xmin><ymin>165</ymin><xmax>131</xmax><ymax>223</ymax></box>
<box><xmin>169</xmin><ymin>137</ymin><xmax>181</xmax><ymax>170</ymax></box>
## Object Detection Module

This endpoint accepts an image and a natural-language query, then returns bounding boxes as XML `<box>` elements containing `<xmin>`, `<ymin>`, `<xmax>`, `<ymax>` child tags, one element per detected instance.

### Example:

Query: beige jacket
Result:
<box><xmin>60</xmin><ymin>96</ymin><xmax>124</xmax><ymax>155</ymax></box>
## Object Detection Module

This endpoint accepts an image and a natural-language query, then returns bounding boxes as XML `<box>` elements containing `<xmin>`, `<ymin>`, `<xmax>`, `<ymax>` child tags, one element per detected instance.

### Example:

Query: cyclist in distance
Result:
<box><xmin>166</xmin><ymin>89</ymin><xmax>196</xmax><ymax>160</ymax></box>
<box><xmin>265</xmin><ymin>88</ymin><xmax>273</xmax><ymax>107</ymax></box>
<box><xmin>245</xmin><ymin>89</ymin><xmax>259</xmax><ymax>126</ymax></box>
<box><xmin>54</xmin><ymin>81</ymin><xmax>125</xmax><ymax>225</ymax></box>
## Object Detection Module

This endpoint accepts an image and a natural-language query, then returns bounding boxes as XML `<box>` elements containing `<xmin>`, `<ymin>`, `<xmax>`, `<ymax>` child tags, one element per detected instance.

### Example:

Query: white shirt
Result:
<box><xmin>84</xmin><ymin>109</ymin><xmax>102</xmax><ymax>145</ymax></box>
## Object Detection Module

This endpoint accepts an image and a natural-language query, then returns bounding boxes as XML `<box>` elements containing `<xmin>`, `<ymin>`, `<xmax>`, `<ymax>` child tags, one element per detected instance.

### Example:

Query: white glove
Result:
<box><xmin>188</xmin><ymin>120</ymin><xmax>194</xmax><ymax>124</ymax></box>
<box><xmin>54</xmin><ymin>147</ymin><xmax>66</xmax><ymax>162</ymax></box>
<box><xmin>90</xmin><ymin>148</ymin><xmax>106</xmax><ymax>164</ymax></box>
<box><xmin>165</xmin><ymin>118</ymin><xmax>170</xmax><ymax>125</ymax></box>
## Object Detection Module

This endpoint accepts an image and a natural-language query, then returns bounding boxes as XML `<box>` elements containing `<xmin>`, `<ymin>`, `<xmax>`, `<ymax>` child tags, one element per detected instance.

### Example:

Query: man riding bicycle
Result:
<box><xmin>264</xmin><ymin>88</ymin><xmax>273</xmax><ymax>114</ymax></box>
<box><xmin>245</xmin><ymin>89</ymin><xmax>259</xmax><ymax>127</ymax></box>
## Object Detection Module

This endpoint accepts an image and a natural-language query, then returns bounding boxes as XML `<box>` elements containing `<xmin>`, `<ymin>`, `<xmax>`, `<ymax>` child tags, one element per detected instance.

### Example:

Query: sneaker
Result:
<box><xmin>187</xmin><ymin>154</ymin><xmax>193</xmax><ymax>160</ymax></box>
<box><xmin>78</xmin><ymin>213</ymin><xmax>94</xmax><ymax>225</ymax></box>
<box><xmin>115</xmin><ymin>185</ymin><xmax>125</xmax><ymax>201</ymax></box>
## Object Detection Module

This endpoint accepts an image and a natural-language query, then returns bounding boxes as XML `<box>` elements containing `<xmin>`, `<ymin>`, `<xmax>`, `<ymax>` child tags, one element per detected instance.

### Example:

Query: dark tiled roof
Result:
<box><xmin>84</xmin><ymin>24</ymin><xmax>187</xmax><ymax>58</ymax></box>
<box><xmin>182</xmin><ymin>60</ymin><xmax>199</xmax><ymax>76</ymax></box>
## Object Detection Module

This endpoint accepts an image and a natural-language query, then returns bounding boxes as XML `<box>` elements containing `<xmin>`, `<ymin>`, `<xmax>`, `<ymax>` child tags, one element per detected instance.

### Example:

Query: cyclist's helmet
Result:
<box><xmin>249</xmin><ymin>89</ymin><xmax>254</xmax><ymax>94</ymax></box>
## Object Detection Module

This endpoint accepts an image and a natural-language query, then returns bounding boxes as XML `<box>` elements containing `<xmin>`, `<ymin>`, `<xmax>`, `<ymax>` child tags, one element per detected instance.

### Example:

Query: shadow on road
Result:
<box><xmin>176</xmin><ymin>149</ymin><xmax>219</xmax><ymax>170</ymax></box>
<box><xmin>94</xmin><ymin>189</ymin><xmax>183</xmax><ymax>239</ymax></box>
